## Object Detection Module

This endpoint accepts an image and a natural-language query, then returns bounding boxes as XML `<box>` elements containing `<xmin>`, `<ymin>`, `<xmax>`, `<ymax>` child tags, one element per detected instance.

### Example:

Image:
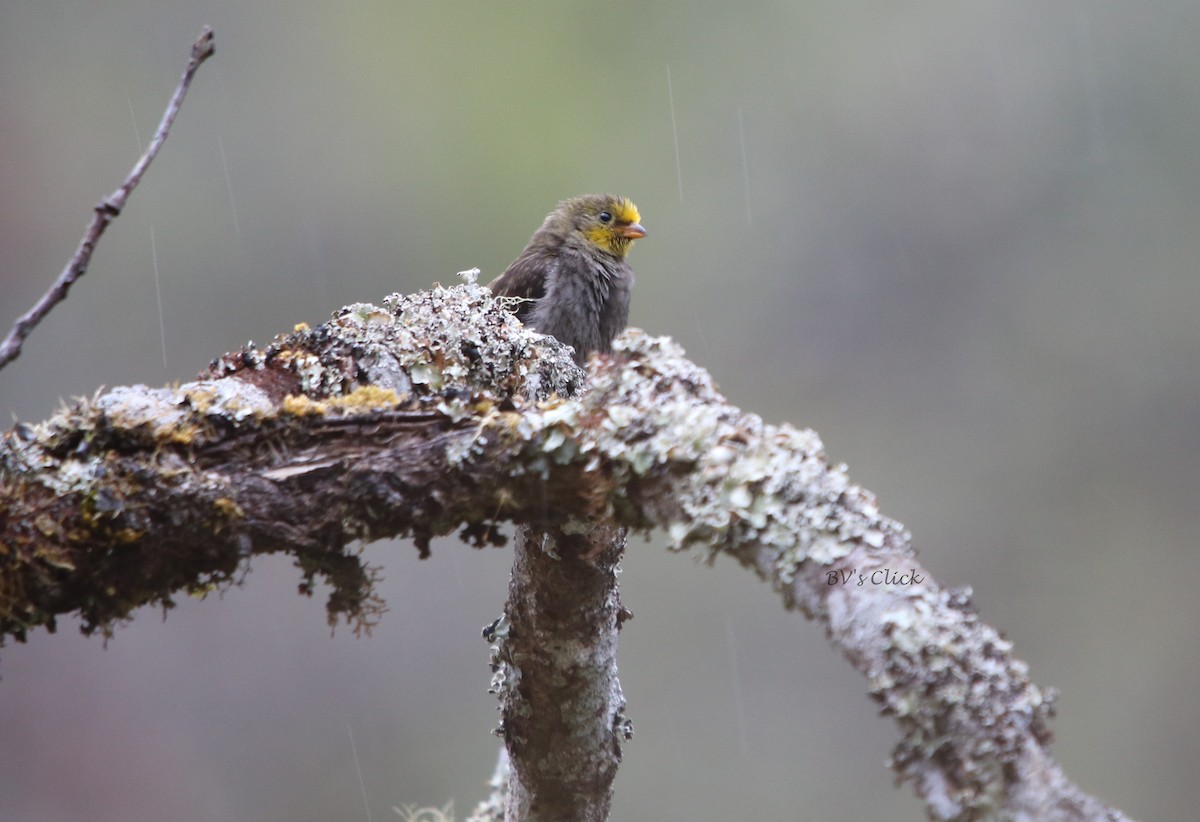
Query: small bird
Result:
<box><xmin>490</xmin><ymin>194</ymin><xmax>646</xmax><ymax>365</ymax></box>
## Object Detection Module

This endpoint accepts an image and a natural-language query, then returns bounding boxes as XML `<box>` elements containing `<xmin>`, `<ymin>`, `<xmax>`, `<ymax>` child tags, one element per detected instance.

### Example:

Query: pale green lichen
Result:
<box><xmin>551</xmin><ymin>331</ymin><xmax>910</xmax><ymax>587</ymax></box>
<box><xmin>408</xmin><ymin>361</ymin><xmax>440</xmax><ymax>389</ymax></box>
<box><xmin>870</xmin><ymin>584</ymin><xmax>1057</xmax><ymax>814</ymax></box>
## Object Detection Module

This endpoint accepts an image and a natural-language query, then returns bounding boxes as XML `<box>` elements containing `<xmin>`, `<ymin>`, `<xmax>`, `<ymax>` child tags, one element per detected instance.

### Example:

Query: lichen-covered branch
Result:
<box><xmin>466</xmin><ymin>747</ymin><xmax>510</xmax><ymax>822</ymax></box>
<box><xmin>490</xmin><ymin>523</ymin><xmax>631</xmax><ymax>821</ymax></box>
<box><xmin>0</xmin><ymin>283</ymin><xmax>1130</xmax><ymax>820</ymax></box>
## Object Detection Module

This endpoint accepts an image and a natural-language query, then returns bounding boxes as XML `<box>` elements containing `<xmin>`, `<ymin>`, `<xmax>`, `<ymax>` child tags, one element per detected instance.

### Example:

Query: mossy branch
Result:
<box><xmin>0</xmin><ymin>284</ymin><xmax>1129</xmax><ymax>820</ymax></box>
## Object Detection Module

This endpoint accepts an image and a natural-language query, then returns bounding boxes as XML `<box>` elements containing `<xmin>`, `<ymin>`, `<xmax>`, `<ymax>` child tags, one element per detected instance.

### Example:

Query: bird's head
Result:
<box><xmin>558</xmin><ymin>194</ymin><xmax>646</xmax><ymax>260</ymax></box>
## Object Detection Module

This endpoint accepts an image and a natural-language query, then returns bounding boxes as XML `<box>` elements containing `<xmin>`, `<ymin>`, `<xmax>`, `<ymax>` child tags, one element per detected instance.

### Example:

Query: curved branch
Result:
<box><xmin>0</xmin><ymin>26</ymin><xmax>215</xmax><ymax>370</ymax></box>
<box><xmin>0</xmin><ymin>284</ymin><xmax>1130</xmax><ymax>820</ymax></box>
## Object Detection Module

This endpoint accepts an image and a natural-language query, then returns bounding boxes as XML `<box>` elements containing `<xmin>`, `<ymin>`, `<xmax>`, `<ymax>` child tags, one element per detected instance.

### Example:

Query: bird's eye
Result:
<box><xmin>598</xmin><ymin>211</ymin><xmax>613</xmax><ymax>224</ymax></box>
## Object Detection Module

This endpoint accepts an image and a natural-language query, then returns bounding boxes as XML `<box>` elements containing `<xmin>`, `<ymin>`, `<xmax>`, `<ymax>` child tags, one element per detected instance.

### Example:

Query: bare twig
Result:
<box><xmin>0</xmin><ymin>26</ymin><xmax>215</xmax><ymax>371</ymax></box>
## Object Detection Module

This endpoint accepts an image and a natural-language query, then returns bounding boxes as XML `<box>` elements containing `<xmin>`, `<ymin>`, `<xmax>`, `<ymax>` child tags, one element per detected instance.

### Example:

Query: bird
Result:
<box><xmin>489</xmin><ymin>194</ymin><xmax>646</xmax><ymax>365</ymax></box>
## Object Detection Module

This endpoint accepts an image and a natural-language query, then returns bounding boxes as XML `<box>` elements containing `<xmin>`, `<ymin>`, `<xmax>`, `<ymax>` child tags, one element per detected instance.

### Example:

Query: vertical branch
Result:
<box><xmin>495</xmin><ymin>523</ymin><xmax>632</xmax><ymax>822</ymax></box>
<box><xmin>0</xmin><ymin>26</ymin><xmax>215</xmax><ymax>370</ymax></box>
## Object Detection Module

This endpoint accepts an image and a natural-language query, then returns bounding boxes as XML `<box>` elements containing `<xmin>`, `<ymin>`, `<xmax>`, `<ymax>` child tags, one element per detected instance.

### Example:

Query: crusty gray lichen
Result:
<box><xmin>10</xmin><ymin>283</ymin><xmax>584</xmax><ymax>477</ymax></box>
<box><xmin>1</xmin><ymin>281</ymin><xmax>1115</xmax><ymax>820</ymax></box>
<box><xmin>531</xmin><ymin>331</ymin><xmax>911</xmax><ymax>599</ymax></box>
<box><xmin>476</xmin><ymin>329</ymin><xmax>1067</xmax><ymax>817</ymax></box>
<box><xmin>203</xmin><ymin>282</ymin><xmax>584</xmax><ymax>405</ymax></box>
<box><xmin>875</xmin><ymin>585</ymin><xmax>1057</xmax><ymax>818</ymax></box>
<box><xmin>380</xmin><ymin>283</ymin><xmax>586</xmax><ymax>402</ymax></box>
<box><xmin>0</xmin><ymin>281</ymin><xmax>588</xmax><ymax>641</ymax></box>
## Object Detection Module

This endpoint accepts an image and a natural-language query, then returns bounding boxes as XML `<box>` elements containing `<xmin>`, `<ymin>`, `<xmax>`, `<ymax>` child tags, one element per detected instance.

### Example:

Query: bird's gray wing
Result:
<box><xmin>489</xmin><ymin>250</ymin><xmax>555</xmax><ymax>323</ymax></box>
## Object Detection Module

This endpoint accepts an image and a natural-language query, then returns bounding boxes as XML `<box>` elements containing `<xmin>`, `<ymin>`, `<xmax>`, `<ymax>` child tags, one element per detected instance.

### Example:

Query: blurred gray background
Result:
<box><xmin>2</xmin><ymin>2</ymin><xmax>1198</xmax><ymax>820</ymax></box>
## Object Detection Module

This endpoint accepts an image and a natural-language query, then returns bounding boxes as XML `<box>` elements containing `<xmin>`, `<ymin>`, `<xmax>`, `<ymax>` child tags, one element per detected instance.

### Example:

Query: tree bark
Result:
<box><xmin>494</xmin><ymin>524</ymin><xmax>630</xmax><ymax>821</ymax></box>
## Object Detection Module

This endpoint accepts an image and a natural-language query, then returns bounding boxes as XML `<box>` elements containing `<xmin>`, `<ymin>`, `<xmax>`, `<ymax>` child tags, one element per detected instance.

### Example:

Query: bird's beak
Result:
<box><xmin>620</xmin><ymin>222</ymin><xmax>647</xmax><ymax>239</ymax></box>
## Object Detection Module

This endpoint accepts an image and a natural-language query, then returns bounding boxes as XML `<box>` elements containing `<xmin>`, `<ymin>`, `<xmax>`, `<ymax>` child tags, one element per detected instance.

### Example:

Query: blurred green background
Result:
<box><xmin>3</xmin><ymin>2</ymin><xmax>1198</xmax><ymax>820</ymax></box>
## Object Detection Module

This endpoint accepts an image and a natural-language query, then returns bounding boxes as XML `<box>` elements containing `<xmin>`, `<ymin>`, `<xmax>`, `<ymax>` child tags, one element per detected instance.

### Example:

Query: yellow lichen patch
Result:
<box><xmin>182</xmin><ymin>385</ymin><xmax>220</xmax><ymax>415</ymax></box>
<box><xmin>188</xmin><ymin>582</ymin><xmax>219</xmax><ymax>599</ymax></box>
<box><xmin>326</xmin><ymin>385</ymin><xmax>402</xmax><ymax>410</ymax></box>
<box><xmin>213</xmin><ymin>497</ymin><xmax>244</xmax><ymax>519</ymax></box>
<box><xmin>281</xmin><ymin>394</ymin><xmax>326</xmax><ymax>416</ymax></box>
<box><xmin>157</xmin><ymin>422</ymin><xmax>201</xmax><ymax>445</ymax></box>
<box><xmin>35</xmin><ymin>543</ymin><xmax>76</xmax><ymax>571</ymax></box>
<box><xmin>293</xmin><ymin>322</ymin><xmax>310</xmax><ymax>333</ymax></box>
<box><xmin>113</xmin><ymin>528</ymin><xmax>143</xmax><ymax>545</ymax></box>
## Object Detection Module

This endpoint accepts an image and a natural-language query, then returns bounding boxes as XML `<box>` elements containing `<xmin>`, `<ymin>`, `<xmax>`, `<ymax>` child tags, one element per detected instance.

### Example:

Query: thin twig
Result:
<box><xmin>0</xmin><ymin>26</ymin><xmax>215</xmax><ymax>371</ymax></box>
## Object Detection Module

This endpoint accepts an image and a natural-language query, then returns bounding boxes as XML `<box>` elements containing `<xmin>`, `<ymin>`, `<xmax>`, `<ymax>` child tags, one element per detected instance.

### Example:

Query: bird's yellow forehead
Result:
<box><xmin>610</xmin><ymin>198</ymin><xmax>640</xmax><ymax>225</ymax></box>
